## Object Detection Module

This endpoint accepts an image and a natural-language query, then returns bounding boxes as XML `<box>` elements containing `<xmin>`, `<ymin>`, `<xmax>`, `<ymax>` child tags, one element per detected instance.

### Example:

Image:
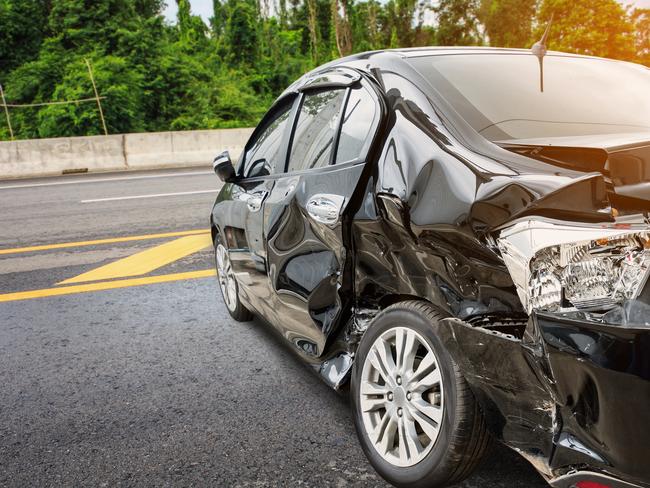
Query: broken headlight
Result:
<box><xmin>497</xmin><ymin>218</ymin><xmax>650</xmax><ymax>313</ymax></box>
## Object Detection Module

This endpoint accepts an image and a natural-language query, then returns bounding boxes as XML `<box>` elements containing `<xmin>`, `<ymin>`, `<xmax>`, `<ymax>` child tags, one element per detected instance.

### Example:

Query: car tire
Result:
<box><xmin>351</xmin><ymin>300</ymin><xmax>490</xmax><ymax>488</ymax></box>
<box><xmin>214</xmin><ymin>234</ymin><xmax>253</xmax><ymax>322</ymax></box>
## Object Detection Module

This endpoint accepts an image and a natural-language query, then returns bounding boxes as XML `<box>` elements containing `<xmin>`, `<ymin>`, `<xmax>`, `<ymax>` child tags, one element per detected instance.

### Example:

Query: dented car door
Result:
<box><xmin>261</xmin><ymin>76</ymin><xmax>382</xmax><ymax>357</ymax></box>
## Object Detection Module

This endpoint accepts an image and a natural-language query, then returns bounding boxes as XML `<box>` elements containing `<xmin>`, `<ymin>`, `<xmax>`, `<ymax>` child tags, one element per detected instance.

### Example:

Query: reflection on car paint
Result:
<box><xmin>212</xmin><ymin>49</ymin><xmax>650</xmax><ymax>488</ymax></box>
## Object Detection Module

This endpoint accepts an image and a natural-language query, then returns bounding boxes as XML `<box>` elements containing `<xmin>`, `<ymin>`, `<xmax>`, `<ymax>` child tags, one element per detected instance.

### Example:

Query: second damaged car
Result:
<box><xmin>210</xmin><ymin>47</ymin><xmax>650</xmax><ymax>488</ymax></box>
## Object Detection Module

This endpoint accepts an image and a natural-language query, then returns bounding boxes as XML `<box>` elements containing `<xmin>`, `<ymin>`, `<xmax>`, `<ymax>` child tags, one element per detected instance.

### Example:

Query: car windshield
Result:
<box><xmin>409</xmin><ymin>53</ymin><xmax>650</xmax><ymax>142</ymax></box>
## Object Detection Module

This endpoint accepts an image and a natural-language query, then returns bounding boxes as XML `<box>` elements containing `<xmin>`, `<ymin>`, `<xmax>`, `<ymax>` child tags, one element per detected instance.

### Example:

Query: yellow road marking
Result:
<box><xmin>0</xmin><ymin>269</ymin><xmax>216</xmax><ymax>303</ymax></box>
<box><xmin>59</xmin><ymin>234</ymin><xmax>213</xmax><ymax>284</ymax></box>
<box><xmin>0</xmin><ymin>229</ymin><xmax>210</xmax><ymax>256</ymax></box>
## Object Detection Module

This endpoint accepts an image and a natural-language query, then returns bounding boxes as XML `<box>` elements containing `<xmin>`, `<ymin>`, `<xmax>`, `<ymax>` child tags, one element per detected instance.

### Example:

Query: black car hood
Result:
<box><xmin>496</xmin><ymin>132</ymin><xmax>650</xmax><ymax>213</ymax></box>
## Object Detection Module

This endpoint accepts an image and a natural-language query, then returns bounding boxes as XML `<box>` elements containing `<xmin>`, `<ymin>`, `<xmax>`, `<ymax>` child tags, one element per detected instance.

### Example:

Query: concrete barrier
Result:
<box><xmin>0</xmin><ymin>128</ymin><xmax>254</xmax><ymax>179</ymax></box>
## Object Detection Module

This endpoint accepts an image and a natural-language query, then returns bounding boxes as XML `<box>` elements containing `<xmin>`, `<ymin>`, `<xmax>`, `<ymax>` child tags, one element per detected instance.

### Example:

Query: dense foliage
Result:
<box><xmin>0</xmin><ymin>0</ymin><xmax>649</xmax><ymax>140</ymax></box>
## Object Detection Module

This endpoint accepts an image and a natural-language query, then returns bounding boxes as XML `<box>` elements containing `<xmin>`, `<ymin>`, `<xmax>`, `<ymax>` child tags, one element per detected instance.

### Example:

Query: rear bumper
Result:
<box><xmin>535</xmin><ymin>312</ymin><xmax>650</xmax><ymax>487</ymax></box>
<box><xmin>550</xmin><ymin>470</ymin><xmax>647</xmax><ymax>488</ymax></box>
<box><xmin>438</xmin><ymin>313</ymin><xmax>650</xmax><ymax>488</ymax></box>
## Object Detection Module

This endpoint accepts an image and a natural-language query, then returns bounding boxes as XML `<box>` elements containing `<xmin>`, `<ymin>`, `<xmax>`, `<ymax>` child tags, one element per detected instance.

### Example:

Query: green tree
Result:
<box><xmin>258</xmin><ymin>18</ymin><xmax>312</xmax><ymax>95</ymax></box>
<box><xmin>434</xmin><ymin>0</ymin><xmax>483</xmax><ymax>46</ymax></box>
<box><xmin>177</xmin><ymin>0</ymin><xmax>192</xmax><ymax>39</ymax></box>
<box><xmin>134</xmin><ymin>0</ymin><xmax>165</xmax><ymax>18</ymax></box>
<box><xmin>224</xmin><ymin>0</ymin><xmax>260</xmax><ymax>65</ymax></box>
<box><xmin>536</xmin><ymin>0</ymin><xmax>636</xmax><ymax>60</ymax></box>
<box><xmin>352</xmin><ymin>0</ymin><xmax>383</xmax><ymax>50</ymax></box>
<box><xmin>2</xmin><ymin>54</ymin><xmax>63</xmax><ymax>139</ymax></box>
<box><xmin>37</xmin><ymin>56</ymin><xmax>145</xmax><ymax>137</ymax></box>
<box><xmin>4</xmin><ymin>0</ymin><xmax>650</xmax><ymax>142</ymax></box>
<box><xmin>2</xmin><ymin>0</ymin><xmax>162</xmax><ymax>139</ymax></box>
<box><xmin>632</xmin><ymin>8</ymin><xmax>650</xmax><ymax>66</ymax></box>
<box><xmin>176</xmin><ymin>0</ymin><xmax>208</xmax><ymax>45</ymax></box>
<box><xmin>211</xmin><ymin>0</ymin><xmax>227</xmax><ymax>37</ymax></box>
<box><xmin>480</xmin><ymin>0</ymin><xmax>535</xmax><ymax>47</ymax></box>
<box><xmin>384</xmin><ymin>0</ymin><xmax>419</xmax><ymax>47</ymax></box>
<box><xmin>331</xmin><ymin>0</ymin><xmax>353</xmax><ymax>56</ymax></box>
<box><xmin>47</xmin><ymin>0</ymin><xmax>139</xmax><ymax>53</ymax></box>
<box><xmin>306</xmin><ymin>0</ymin><xmax>321</xmax><ymax>63</ymax></box>
<box><xmin>0</xmin><ymin>0</ymin><xmax>49</xmax><ymax>75</ymax></box>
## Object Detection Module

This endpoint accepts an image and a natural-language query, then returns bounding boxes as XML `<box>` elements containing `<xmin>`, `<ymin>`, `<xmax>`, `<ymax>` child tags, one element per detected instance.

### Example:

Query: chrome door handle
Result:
<box><xmin>306</xmin><ymin>194</ymin><xmax>345</xmax><ymax>225</ymax></box>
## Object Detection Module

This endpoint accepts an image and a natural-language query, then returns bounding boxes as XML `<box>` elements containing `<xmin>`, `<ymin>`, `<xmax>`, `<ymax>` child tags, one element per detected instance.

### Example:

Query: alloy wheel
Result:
<box><xmin>359</xmin><ymin>326</ymin><xmax>445</xmax><ymax>467</ymax></box>
<box><xmin>215</xmin><ymin>243</ymin><xmax>237</xmax><ymax>312</ymax></box>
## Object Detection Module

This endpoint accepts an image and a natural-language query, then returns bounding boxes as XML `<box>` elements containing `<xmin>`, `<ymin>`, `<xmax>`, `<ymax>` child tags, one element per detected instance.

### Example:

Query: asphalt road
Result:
<box><xmin>0</xmin><ymin>168</ymin><xmax>549</xmax><ymax>487</ymax></box>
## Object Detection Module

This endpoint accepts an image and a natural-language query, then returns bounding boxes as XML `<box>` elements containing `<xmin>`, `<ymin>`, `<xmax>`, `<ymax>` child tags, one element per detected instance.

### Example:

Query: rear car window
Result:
<box><xmin>287</xmin><ymin>89</ymin><xmax>346</xmax><ymax>172</ymax></box>
<box><xmin>336</xmin><ymin>86</ymin><xmax>379</xmax><ymax>164</ymax></box>
<box><xmin>409</xmin><ymin>54</ymin><xmax>650</xmax><ymax>141</ymax></box>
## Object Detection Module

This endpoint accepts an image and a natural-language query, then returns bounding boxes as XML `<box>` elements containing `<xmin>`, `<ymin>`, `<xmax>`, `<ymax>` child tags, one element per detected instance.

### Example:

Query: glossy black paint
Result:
<box><xmin>211</xmin><ymin>48</ymin><xmax>650</xmax><ymax>487</ymax></box>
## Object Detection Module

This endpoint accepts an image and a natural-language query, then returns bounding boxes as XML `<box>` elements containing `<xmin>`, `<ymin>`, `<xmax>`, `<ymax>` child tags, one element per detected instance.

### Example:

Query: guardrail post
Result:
<box><xmin>0</xmin><ymin>84</ymin><xmax>14</xmax><ymax>141</ymax></box>
<box><xmin>84</xmin><ymin>59</ymin><xmax>108</xmax><ymax>136</ymax></box>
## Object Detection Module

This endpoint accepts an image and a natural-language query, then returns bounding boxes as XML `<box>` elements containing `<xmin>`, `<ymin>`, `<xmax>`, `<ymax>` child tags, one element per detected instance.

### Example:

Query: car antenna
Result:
<box><xmin>531</xmin><ymin>13</ymin><xmax>554</xmax><ymax>93</ymax></box>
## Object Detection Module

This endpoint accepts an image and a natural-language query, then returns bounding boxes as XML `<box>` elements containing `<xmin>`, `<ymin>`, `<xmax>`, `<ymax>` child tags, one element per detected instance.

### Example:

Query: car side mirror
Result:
<box><xmin>213</xmin><ymin>151</ymin><xmax>237</xmax><ymax>183</ymax></box>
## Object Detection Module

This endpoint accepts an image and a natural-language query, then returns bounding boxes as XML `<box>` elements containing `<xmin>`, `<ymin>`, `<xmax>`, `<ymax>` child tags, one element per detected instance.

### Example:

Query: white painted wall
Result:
<box><xmin>0</xmin><ymin>128</ymin><xmax>254</xmax><ymax>179</ymax></box>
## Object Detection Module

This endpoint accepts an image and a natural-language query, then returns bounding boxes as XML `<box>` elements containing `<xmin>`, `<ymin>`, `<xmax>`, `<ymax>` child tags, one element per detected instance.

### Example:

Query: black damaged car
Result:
<box><xmin>210</xmin><ymin>47</ymin><xmax>650</xmax><ymax>488</ymax></box>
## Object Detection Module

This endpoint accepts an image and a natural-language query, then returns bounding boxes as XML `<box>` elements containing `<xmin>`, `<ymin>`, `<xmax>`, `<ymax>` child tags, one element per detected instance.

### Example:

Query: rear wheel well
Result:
<box><xmin>377</xmin><ymin>293</ymin><xmax>438</xmax><ymax>311</ymax></box>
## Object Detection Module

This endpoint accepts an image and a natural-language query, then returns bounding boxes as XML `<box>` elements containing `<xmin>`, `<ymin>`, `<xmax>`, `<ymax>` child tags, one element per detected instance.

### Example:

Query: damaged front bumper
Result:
<box><xmin>438</xmin><ymin>309</ymin><xmax>650</xmax><ymax>488</ymax></box>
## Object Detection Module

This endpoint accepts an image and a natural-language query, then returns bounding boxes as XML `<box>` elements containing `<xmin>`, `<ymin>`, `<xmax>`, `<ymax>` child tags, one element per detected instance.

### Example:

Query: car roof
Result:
<box><xmin>277</xmin><ymin>46</ymin><xmax>634</xmax><ymax>109</ymax></box>
<box><xmin>370</xmin><ymin>46</ymin><xmax>536</xmax><ymax>57</ymax></box>
<box><xmin>342</xmin><ymin>45</ymin><xmax>622</xmax><ymax>62</ymax></box>
<box><xmin>285</xmin><ymin>47</ymin><xmax>621</xmax><ymax>92</ymax></box>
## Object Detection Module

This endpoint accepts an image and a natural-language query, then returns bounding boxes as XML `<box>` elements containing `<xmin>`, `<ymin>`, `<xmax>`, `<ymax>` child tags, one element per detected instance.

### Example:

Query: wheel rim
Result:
<box><xmin>359</xmin><ymin>326</ymin><xmax>445</xmax><ymax>467</ymax></box>
<box><xmin>215</xmin><ymin>243</ymin><xmax>237</xmax><ymax>312</ymax></box>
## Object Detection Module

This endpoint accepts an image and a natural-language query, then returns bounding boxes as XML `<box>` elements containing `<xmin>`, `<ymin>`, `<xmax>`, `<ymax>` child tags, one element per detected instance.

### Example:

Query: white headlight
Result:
<box><xmin>497</xmin><ymin>218</ymin><xmax>650</xmax><ymax>313</ymax></box>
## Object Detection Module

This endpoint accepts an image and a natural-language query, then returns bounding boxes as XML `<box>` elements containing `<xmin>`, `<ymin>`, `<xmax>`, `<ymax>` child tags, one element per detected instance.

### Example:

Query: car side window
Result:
<box><xmin>336</xmin><ymin>85</ymin><xmax>379</xmax><ymax>164</ymax></box>
<box><xmin>287</xmin><ymin>89</ymin><xmax>347</xmax><ymax>173</ymax></box>
<box><xmin>243</xmin><ymin>99</ymin><xmax>294</xmax><ymax>177</ymax></box>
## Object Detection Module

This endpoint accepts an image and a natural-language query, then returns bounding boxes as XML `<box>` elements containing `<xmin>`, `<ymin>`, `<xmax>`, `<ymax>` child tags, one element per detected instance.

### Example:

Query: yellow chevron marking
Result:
<box><xmin>58</xmin><ymin>233</ymin><xmax>213</xmax><ymax>285</ymax></box>
<box><xmin>0</xmin><ymin>270</ymin><xmax>216</xmax><ymax>303</ymax></box>
<box><xmin>0</xmin><ymin>229</ymin><xmax>210</xmax><ymax>255</ymax></box>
